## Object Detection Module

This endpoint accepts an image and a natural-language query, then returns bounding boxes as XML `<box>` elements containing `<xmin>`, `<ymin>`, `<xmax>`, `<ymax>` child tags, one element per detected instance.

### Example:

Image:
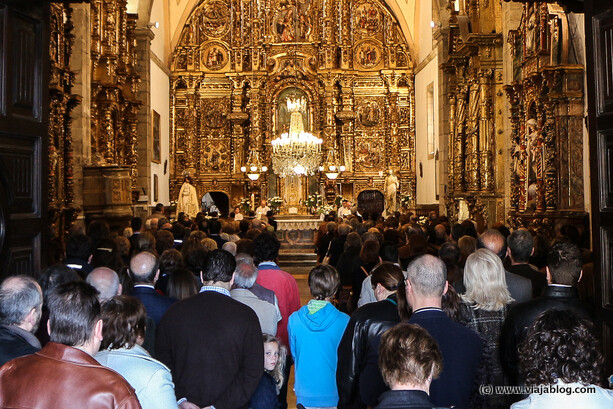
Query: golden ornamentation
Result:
<box><xmin>48</xmin><ymin>2</ymin><xmax>80</xmax><ymax>237</ymax></box>
<box><xmin>90</xmin><ymin>0</ymin><xmax>141</xmax><ymax>188</ymax></box>
<box><xmin>505</xmin><ymin>3</ymin><xmax>585</xmax><ymax>234</ymax></box>
<box><xmin>171</xmin><ymin>0</ymin><xmax>416</xmax><ymax>206</ymax></box>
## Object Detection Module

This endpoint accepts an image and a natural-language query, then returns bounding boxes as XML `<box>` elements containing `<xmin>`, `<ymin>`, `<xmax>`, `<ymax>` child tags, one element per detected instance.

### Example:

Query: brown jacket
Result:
<box><xmin>0</xmin><ymin>342</ymin><xmax>142</xmax><ymax>409</ymax></box>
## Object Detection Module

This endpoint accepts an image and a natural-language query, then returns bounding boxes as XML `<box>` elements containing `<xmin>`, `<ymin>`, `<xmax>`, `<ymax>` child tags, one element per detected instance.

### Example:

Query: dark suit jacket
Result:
<box><xmin>0</xmin><ymin>325</ymin><xmax>39</xmax><ymax>367</ymax></box>
<box><xmin>501</xmin><ymin>285</ymin><xmax>592</xmax><ymax>385</ymax></box>
<box><xmin>508</xmin><ymin>264</ymin><xmax>547</xmax><ymax>298</ymax></box>
<box><xmin>156</xmin><ymin>291</ymin><xmax>263</xmax><ymax>408</ymax></box>
<box><xmin>130</xmin><ymin>286</ymin><xmax>175</xmax><ymax>325</ymax></box>
<box><xmin>408</xmin><ymin>309</ymin><xmax>483</xmax><ymax>409</ymax></box>
<box><xmin>505</xmin><ymin>270</ymin><xmax>532</xmax><ymax>304</ymax></box>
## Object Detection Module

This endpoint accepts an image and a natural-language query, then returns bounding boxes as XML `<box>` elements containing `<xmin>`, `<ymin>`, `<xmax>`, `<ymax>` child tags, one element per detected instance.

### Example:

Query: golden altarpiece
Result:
<box><xmin>441</xmin><ymin>0</ymin><xmax>506</xmax><ymax>229</ymax></box>
<box><xmin>170</xmin><ymin>0</ymin><xmax>416</xmax><ymax>210</ymax></box>
<box><xmin>504</xmin><ymin>3</ymin><xmax>586</xmax><ymax>236</ymax></box>
<box><xmin>48</xmin><ymin>0</ymin><xmax>141</xmax><ymax>234</ymax></box>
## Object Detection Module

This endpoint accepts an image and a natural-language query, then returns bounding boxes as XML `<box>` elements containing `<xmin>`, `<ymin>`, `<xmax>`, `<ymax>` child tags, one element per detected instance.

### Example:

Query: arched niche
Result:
<box><xmin>202</xmin><ymin>191</ymin><xmax>230</xmax><ymax>216</ymax></box>
<box><xmin>357</xmin><ymin>190</ymin><xmax>384</xmax><ymax>216</ymax></box>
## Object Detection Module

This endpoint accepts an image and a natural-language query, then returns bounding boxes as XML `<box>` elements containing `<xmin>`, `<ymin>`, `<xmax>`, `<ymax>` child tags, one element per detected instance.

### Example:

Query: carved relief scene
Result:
<box><xmin>170</xmin><ymin>0</ymin><xmax>415</xmax><ymax>211</ymax></box>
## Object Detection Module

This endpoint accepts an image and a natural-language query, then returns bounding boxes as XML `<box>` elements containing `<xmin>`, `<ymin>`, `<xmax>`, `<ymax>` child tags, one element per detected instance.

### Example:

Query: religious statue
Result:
<box><xmin>177</xmin><ymin>176</ymin><xmax>199</xmax><ymax>218</ymax></box>
<box><xmin>384</xmin><ymin>169</ymin><xmax>399</xmax><ymax>217</ymax></box>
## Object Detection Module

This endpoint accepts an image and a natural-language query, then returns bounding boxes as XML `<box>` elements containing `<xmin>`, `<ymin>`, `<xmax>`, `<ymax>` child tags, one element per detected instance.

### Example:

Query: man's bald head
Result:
<box><xmin>129</xmin><ymin>252</ymin><xmax>159</xmax><ymax>284</ymax></box>
<box><xmin>434</xmin><ymin>224</ymin><xmax>447</xmax><ymax>240</ymax></box>
<box><xmin>0</xmin><ymin>276</ymin><xmax>43</xmax><ymax>331</ymax></box>
<box><xmin>86</xmin><ymin>267</ymin><xmax>121</xmax><ymax>302</ymax></box>
<box><xmin>477</xmin><ymin>229</ymin><xmax>507</xmax><ymax>260</ymax></box>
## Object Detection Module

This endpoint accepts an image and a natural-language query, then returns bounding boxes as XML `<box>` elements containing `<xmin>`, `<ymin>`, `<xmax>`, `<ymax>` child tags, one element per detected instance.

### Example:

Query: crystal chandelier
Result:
<box><xmin>271</xmin><ymin>95</ymin><xmax>322</xmax><ymax>178</ymax></box>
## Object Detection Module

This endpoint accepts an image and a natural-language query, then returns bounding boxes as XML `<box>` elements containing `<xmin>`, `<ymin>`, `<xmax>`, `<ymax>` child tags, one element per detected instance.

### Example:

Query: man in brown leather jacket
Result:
<box><xmin>0</xmin><ymin>281</ymin><xmax>142</xmax><ymax>409</ymax></box>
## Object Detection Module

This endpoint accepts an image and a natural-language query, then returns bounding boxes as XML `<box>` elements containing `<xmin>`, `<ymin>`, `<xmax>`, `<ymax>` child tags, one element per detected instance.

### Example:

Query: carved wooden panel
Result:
<box><xmin>10</xmin><ymin>12</ymin><xmax>41</xmax><ymax>121</ymax></box>
<box><xmin>0</xmin><ymin>2</ymin><xmax>47</xmax><ymax>278</ymax></box>
<box><xmin>594</xmin><ymin>11</ymin><xmax>613</xmax><ymax>116</ymax></box>
<box><xmin>601</xmin><ymin>226</ymin><xmax>613</xmax><ymax>306</ymax></box>
<box><xmin>598</xmin><ymin>130</ymin><xmax>613</xmax><ymax>211</ymax></box>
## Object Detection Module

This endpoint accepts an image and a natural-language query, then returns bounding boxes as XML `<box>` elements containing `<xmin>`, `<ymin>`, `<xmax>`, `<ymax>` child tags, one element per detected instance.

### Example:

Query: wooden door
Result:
<box><xmin>0</xmin><ymin>1</ymin><xmax>48</xmax><ymax>278</ymax></box>
<box><xmin>585</xmin><ymin>0</ymin><xmax>613</xmax><ymax>372</ymax></box>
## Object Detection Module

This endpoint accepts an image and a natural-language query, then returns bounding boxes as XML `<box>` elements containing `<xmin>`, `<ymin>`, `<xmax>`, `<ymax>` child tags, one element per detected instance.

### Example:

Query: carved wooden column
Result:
<box><xmin>336</xmin><ymin>76</ymin><xmax>356</xmax><ymax>174</ymax></box>
<box><xmin>322</xmin><ymin>74</ymin><xmax>337</xmax><ymax>149</ymax></box>
<box><xmin>49</xmin><ymin>2</ymin><xmax>80</xmax><ymax>238</ymax></box>
<box><xmin>542</xmin><ymin>87</ymin><xmax>557</xmax><ymax>212</ymax></box>
<box><xmin>478</xmin><ymin>69</ymin><xmax>494</xmax><ymax>191</ymax></box>
<box><xmin>447</xmin><ymin>91</ymin><xmax>457</xmax><ymax>193</ymax></box>
<box><xmin>229</xmin><ymin>76</ymin><xmax>248</xmax><ymax>175</ymax></box>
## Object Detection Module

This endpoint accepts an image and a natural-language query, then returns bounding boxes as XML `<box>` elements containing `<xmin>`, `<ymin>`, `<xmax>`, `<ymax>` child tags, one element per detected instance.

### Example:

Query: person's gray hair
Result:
<box><xmin>222</xmin><ymin>241</ymin><xmax>237</xmax><ymax>256</ymax></box>
<box><xmin>406</xmin><ymin>254</ymin><xmax>447</xmax><ymax>297</ymax></box>
<box><xmin>338</xmin><ymin>223</ymin><xmax>352</xmax><ymax>236</ymax></box>
<box><xmin>233</xmin><ymin>253</ymin><xmax>258</xmax><ymax>289</ymax></box>
<box><xmin>0</xmin><ymin>276</ymin><xmax>42</xmax><ymax>326</ymax></box>
<box><xmin>86</xmin><ymin>267</ymin><xmax>120</xmax><ymax>302</ymax></box>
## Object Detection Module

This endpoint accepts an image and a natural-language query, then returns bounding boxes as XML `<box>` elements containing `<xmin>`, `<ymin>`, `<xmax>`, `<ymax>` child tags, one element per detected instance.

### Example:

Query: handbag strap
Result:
<box><xmin>361</xmin><ymin>266</ymin><xmax>369</xmax><ymax>277</ymax></box>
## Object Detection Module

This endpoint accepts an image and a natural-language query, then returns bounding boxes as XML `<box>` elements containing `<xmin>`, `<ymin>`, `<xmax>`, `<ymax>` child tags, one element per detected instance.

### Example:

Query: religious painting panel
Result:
<box><xmin>354</xmin><ymin>40</ymin><xmax>383</xmax><ymax>70</ymax></box>
<box><xmin>274</xmin><ymin>0</ymin><xmax>313</xmax><ymax>43</ymax></box>
<box><xmin>201</xmin><ymin>41</ymin><xmax>229</xmax><ymax>72</ymax></box>
<box><xmin>152</xmin><ymin>110</ymin><xmax>161</xmax><ymax>163</ymax></box>
<box><xmin>356</xmin><ymin>98</ymin><xmax>381</xmax><ymax>128</ymax></box>
<box><xmin>353</xmin><ymin>2</ymin><xmax>383</xmax><ymax>39</ymax></box>
<box><xmin>200</xmin><ymin>1</ymin><xmax>231</xmax><ymax>39</ymax></box>
<box><xmin>354</xmin><ymin>137</ymin><xmax>384</xmax><ymax>172</ymax></box>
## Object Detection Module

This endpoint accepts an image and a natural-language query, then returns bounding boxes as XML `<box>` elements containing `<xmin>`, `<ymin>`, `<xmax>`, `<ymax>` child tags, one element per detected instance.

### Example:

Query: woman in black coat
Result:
<box><xmin>336</xmin><ymin>263</ymin><xmax>409</xmax><ymax>409</ymax></box>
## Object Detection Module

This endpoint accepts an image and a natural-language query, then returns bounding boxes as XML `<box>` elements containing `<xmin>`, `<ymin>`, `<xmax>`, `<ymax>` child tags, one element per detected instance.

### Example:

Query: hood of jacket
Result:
<box><xmin>297</xmin><ymin>302</ymin><xmax>341</xmax><ymax>332</ymax></box>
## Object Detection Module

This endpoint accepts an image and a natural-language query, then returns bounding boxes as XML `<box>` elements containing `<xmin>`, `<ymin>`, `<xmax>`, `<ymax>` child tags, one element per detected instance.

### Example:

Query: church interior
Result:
<box><xmin>1</xmin><ymin>0</ymin><xmax>613</xmax><ymax>379</ymax></box>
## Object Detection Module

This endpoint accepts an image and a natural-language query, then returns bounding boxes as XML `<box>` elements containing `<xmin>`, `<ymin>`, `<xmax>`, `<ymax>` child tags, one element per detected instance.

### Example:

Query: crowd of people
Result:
<box><xmin>0</xmin><ymin>203</ymin><xmax>611</xmax><ymax>409</ymax></box>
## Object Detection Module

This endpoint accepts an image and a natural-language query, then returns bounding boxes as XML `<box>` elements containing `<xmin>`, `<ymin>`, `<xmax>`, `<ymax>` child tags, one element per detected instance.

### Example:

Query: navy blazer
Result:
<box><xmin>130</xmin><ymin>286</ymin><xmax>176</xmax><ymax>325</ymax></box>
<box><xmin>408</xmin><ymin>308</ymin><xmax>483</xmax><ymax>409</ymax></box>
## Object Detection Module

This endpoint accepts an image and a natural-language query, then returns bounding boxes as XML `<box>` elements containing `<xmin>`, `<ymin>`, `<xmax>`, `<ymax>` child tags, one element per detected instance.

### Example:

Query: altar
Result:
<box><xmin>275</xmin><ymin>214</ymin><xmax>322</xmax><ymax>249</ymax></box>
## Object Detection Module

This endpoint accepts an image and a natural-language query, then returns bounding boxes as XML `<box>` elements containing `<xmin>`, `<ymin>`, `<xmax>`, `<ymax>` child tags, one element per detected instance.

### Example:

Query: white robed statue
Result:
<box><xmin>384</xmin><ymin>169</ymin><xmax>399</xmax><ymax>217</ymax></box>
<box><xmin>177</xmin><ymin>176</ymin><xmax>199</xmax><ymax>218</ymax></box>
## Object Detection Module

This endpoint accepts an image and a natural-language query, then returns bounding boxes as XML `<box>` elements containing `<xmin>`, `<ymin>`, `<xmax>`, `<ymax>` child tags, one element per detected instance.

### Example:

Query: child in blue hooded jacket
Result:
<box><xmin>288</xmin><ymin>265</ymin><xmax>350</xmax><ymax>409</ymax></box>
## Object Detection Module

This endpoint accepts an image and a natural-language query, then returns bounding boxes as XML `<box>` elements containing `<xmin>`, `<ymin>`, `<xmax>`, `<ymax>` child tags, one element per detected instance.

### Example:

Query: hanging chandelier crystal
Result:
<box><xmin>271</xmin><ymin>95</ymin><xmax>322</xmax><ymax>178</ymax></box>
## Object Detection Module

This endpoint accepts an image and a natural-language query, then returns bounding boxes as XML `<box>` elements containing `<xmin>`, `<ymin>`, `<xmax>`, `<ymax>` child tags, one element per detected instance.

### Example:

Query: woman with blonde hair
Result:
<box><xmin>459</xmin><ymin>248</ymin><xmax>513</xmax><ymax>409</ymax></box>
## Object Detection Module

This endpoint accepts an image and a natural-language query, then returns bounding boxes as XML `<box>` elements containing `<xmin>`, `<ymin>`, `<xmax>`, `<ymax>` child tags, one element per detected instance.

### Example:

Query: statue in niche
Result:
<box><xmin>384</xmin><ymin>169</ymin><xmax>399</xmax><ymax>217</ymax></box>
<box><xmin>177</xmin><ymin>175</ymin><xmax>199</xmax><ymax>218</ymax></box>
